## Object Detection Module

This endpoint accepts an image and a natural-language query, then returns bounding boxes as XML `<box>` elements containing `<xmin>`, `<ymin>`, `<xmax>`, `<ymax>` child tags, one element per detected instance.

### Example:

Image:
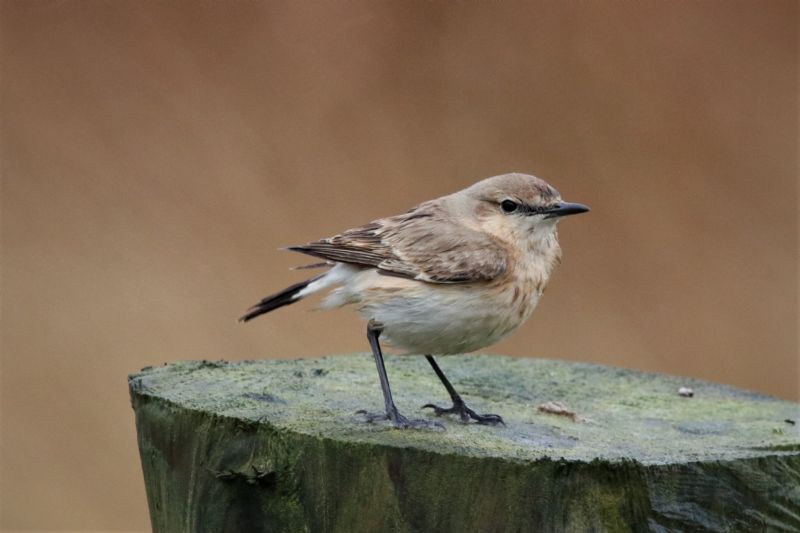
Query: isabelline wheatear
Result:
<box><xmin>241</xmin><ymin>173</ymin><xmax>589</xmax><ymax>429</ymax></box>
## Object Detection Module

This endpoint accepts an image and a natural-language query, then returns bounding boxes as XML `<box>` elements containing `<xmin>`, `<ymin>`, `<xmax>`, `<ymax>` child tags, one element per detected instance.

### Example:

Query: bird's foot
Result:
<box><xmin>422</xmin><ymin>398</ymin><xmax>505</xmax><ymax>426</ymax></box>
<box><xmin>356</xmin><ymin>409</ymin><xmax>444</xmax><ymax>430</ymax></box>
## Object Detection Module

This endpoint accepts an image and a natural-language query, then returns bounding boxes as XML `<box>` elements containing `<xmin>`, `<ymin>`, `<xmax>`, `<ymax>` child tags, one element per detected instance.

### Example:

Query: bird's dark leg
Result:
<box><xmin>422</xmin><ymin>355</ymin><xmax>504</xmax><ymax>425</ymax></box>
<box><xmin>356</xmin><ymin>321</ymin><xmax>442</xmax><ymax>430</ymax></box>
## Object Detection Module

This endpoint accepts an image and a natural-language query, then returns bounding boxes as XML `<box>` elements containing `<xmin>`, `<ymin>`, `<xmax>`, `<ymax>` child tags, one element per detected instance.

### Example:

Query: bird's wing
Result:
<box><xmin>288</xmin><ymin>203</ymin><xmax>508</xmax><ymax>283</ymax></box>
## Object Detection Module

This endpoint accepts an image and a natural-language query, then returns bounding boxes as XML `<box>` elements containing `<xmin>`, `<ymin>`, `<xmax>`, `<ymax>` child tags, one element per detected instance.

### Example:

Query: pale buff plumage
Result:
<box><xmin>244</xmin><ymin>173</ymin><xmax>585</xmax><ymax>355</ymax></box>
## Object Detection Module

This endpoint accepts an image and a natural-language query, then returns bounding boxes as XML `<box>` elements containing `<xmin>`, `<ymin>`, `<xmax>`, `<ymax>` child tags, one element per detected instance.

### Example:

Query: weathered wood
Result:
<box><xmin>129</xmin><ymin>355</ymin><xmax>800</xmax><ymax>532</ymax></box>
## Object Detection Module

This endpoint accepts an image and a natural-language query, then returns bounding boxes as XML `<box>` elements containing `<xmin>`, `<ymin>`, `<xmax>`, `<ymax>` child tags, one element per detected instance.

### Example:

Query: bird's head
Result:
<box><xmin>460</xmin><ymin>172</ymin><xmax>589</xmax><ymax>243</ymax></box>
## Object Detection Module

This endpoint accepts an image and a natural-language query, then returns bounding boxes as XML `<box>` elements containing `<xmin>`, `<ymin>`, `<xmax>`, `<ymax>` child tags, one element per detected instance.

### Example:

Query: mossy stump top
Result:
<box><xmin>130</xmin><ymin>354</ymin><xmax>800</xmax><ymax>532</ymax></box>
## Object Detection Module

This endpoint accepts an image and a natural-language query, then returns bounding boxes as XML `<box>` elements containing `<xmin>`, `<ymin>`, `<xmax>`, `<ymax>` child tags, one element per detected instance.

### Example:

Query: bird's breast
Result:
<box><xmin>350</xmin><ymin>271</ymin><xmax>547</xmax><ymax>355</ymax></box>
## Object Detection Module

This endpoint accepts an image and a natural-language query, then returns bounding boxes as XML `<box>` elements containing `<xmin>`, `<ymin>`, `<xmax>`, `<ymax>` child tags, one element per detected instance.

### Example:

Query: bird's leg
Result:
<box><xmin>356</xmin><ymin>320</ymin><xmax>442</xmax><ymax>430</ymax></box>
<box><xmin>422</xmin><ymin>355</ymin><xmax>505</xmax><ymax>425</ymax></box>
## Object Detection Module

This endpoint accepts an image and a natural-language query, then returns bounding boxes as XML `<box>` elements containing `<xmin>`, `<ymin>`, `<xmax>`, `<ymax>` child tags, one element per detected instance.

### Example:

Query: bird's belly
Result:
<box><xmin>357</xmin><ymin>282</ymin><xmax>539</xmax><ymax>355</ymax></box>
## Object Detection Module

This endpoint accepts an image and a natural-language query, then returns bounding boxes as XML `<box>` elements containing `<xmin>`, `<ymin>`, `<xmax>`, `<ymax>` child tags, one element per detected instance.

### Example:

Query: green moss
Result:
<box><xmin>130</xmin><ymin>355</ymin><xmax>800</xmax><ymax>532</ymax></box>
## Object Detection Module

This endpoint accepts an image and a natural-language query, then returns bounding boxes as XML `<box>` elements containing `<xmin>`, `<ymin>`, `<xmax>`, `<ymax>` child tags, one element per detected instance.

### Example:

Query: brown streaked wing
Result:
<box><xmin>287</xmin><ymin>222</ymin><xmax>390</xmax><ymax>269</ymax></box>
<box><xmin>288</xmin><ymin>204</ymin><xmax>508</xmax><ymax>283</ymax></box>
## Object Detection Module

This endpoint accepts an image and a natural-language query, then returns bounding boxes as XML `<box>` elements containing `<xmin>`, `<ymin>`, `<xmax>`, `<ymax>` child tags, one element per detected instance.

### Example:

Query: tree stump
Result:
<box><xmin>129</xmin><ymin>355</ymin><xmax>800</xmax><ymax>532</ymax></box>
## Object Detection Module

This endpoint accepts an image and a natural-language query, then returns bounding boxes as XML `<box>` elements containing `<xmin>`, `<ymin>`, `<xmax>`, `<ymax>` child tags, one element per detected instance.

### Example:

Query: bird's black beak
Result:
<box><xmin>542</xmin><ymin>202</ymin><xmax>590</xmax><ymax>219</ymax></box>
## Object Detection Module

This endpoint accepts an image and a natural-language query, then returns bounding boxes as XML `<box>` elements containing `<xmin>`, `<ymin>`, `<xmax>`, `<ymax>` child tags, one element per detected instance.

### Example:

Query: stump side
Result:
<box><xmin>130</xmin><ymin>355</ymin><xmax>800</xmax><ymax>532</ymax></box>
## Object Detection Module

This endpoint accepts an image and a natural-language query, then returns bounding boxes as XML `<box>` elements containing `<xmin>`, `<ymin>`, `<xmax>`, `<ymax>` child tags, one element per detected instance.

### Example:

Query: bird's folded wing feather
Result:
<box><xmin>288</xmin><ymin>203</ymin><xmax>508</xmax><ymax>283</ymax></box>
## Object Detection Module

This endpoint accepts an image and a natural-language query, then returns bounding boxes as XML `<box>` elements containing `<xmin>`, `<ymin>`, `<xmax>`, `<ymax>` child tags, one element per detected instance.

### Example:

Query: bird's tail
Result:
<box><xmin>239</xmin><ymin>274</ymin><xmax>324</xmax><ymax>322</ymax></box>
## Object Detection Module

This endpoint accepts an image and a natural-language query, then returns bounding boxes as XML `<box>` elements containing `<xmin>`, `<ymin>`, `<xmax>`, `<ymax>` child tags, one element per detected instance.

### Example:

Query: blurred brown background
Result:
<box><xmin>1</xmin><ymin>0</ymin><xmax>797</xmax><ymax>530</ymax></box>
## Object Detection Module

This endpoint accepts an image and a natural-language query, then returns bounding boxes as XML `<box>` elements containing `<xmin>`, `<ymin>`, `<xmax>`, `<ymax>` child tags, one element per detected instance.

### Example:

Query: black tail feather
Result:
<box><xmin>239</xmin><ymin>276</ymin><xmax>321</xmax><ymax>323</ymax></box>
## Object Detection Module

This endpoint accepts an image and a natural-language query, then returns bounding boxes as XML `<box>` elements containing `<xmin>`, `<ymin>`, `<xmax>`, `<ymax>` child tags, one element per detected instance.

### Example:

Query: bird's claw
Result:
<box><xmin>421</xmin><ymin>401</ymin><xmax>505</xmax><ymax>426</ymax></box>
<box><xmin>355</xmin><ymin>409</ymin><xmax>444</xmax><ymax>430</ymax></box>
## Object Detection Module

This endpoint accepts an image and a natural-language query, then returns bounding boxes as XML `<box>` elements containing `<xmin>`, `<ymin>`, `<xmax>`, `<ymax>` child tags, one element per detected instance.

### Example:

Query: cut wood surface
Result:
<box><xmin>129</xmin><ymin>354</ymin><xmax>800</xmax><ymax>532</ymax></box>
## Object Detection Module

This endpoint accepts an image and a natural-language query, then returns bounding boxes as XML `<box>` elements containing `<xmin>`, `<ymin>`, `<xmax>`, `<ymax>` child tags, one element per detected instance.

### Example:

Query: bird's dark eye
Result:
<box><xmin>501</xmin><ymin>199</ymin><xmax>518</xmax><ymax>213</ymax></box>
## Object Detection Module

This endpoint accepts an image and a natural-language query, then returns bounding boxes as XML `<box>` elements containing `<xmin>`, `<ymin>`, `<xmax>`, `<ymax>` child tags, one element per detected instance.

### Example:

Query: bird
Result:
<box><xmin>240</xmin><ymin>172</ymin><xmax>589</xmax><ymax>429</ymax></box>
